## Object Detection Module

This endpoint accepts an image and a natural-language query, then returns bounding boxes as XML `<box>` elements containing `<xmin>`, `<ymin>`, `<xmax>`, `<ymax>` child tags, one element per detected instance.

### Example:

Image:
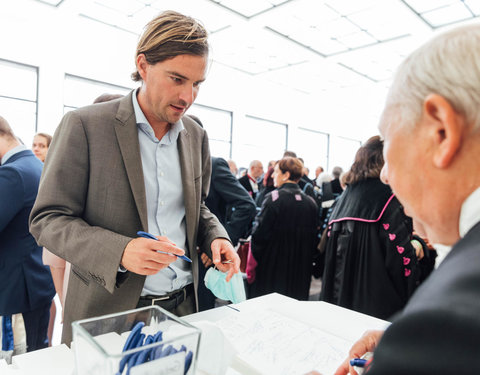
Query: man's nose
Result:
<box><xmin>179</xmin><ymin>85</ymin><xmax>195</xmax><ymax>105</ymax></box>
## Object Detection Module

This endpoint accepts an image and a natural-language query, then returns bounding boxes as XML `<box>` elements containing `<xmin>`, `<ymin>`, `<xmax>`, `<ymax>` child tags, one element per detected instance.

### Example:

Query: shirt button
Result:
<box><xmin>160</xmin><ymin>201</ymin><xmax>165</xmax><ymax>206</ymax></box>
<box><xmin>160</xmin><ymin>171</ymin><xmax>164</xmax><ymax>176</ymax></box>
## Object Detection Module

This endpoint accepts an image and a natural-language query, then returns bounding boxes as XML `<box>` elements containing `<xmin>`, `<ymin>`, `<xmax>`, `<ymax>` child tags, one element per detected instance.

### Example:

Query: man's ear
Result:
<box><xmin>136</xmin><ymin>54</ymin><xmax>148</xmax><ymax>81</ymax></box>
<box><xmin>423</xmin><ymin>94</ymin><xmax>464</xmax><ymax>169</ymax></box>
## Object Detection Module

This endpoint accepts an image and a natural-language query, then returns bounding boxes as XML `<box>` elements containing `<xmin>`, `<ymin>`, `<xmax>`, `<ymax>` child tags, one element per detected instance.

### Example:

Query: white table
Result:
<box><xmin>5</xmin><ymin>293</ymin><xmax>389</xmax><ymax>374</ymax></box>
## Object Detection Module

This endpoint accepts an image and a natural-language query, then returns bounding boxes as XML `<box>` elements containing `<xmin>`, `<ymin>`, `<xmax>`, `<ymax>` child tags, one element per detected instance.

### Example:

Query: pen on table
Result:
<box><xmin>226</xmin><ymin>304</ymin><xmax>240</xmax><ymax>312</ymax></box>
<box><xmin>137</xmin><ymin>231</ymin><xmax>192</xmax><ymax>263</ymax></box>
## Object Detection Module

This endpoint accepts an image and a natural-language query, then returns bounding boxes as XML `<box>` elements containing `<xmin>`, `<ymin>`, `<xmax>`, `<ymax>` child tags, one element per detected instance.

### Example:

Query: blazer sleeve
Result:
<box><xmin>195</xmin><ymin>131</ymin><xmax>230</xmax><ymax>256</ymax></box>
<box><xmin>212</xmin><ymin>158</ymin><xmax>256</xmax><ymax>245</ymax></box>
<box><xmin>29</xmin><ymin>111</ymin><xmax>131</xmax><ymax>294</ymax></box>
<box><xmin>0</xmin><ymin>167</ymin><xmax>24</xmax><ymax>232</ymax></box>
<box><xmin>368</xmin><ymin>308</ymin><xmax>479</xmax><ymax>375</ymax></box>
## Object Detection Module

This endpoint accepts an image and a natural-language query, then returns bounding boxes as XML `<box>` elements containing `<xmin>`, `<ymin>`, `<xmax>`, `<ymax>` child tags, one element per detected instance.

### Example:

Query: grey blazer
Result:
<box><xmin>29</xmin><ymin>92</ymin><xmax>228</xmax><ymax>343</ymax></box>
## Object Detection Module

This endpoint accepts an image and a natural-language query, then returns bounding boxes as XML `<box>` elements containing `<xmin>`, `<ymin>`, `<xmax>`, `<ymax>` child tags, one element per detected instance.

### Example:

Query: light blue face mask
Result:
<box><xmin>204</xmin><ymin>268</ymin><xmax>246</xmax><ymax>304</ymax></box>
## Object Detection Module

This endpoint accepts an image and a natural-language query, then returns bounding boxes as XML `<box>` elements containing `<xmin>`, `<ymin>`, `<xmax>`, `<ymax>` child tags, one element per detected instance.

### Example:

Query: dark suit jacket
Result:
<box><xmin>368</xmin><ymin>221</ymin><xmax>480</xmax><ymax>374</ymax></box>
<box><xmin>205</xmin><ymin>157</ymin><xmax>256</xmax><ymax>246</ymax></box>
<box><xmin>29</xmin><ymin>92</ymin><xmax>228</xmax><ymax>343</ymax></box>
<box><xmin>238</xmin><ymin>174</ymin><xmax>256</xmax><ymax>200</ymax></box>
<box><xmin>0</xmin><ymin>150</ymin><xmax>54</xmax><ymax>315</ymax></box>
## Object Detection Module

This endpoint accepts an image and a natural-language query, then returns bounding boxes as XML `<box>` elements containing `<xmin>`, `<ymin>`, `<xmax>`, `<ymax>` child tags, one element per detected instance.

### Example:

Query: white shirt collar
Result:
<box><xmin>459</xmin><ymin>187</ymin><xmax>480</xmax><ymax>238</ymax></box>
<box><xmin>434</xmin><ymin>186</ymin><xmax>480</xmax><ymax>267</ymax></box>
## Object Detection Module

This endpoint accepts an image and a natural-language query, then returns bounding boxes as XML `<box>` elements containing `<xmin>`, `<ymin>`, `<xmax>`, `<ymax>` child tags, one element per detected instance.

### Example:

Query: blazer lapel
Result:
<box><xmin>177</xmin><ymin>128</ymin><xmax>196</xmax><ymax>251</ymax></box>
<box><xmin>113</xmin><ymin>93</ymin><xmax>148</xmax><ymax>231</ymax></box>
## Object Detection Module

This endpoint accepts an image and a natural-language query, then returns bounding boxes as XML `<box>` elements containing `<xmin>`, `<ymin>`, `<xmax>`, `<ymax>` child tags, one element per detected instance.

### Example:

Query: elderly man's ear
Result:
<box><xmin>422</xmin><ymin>94</ymin><xmax>465</xmax><ymax>169</ymax></box>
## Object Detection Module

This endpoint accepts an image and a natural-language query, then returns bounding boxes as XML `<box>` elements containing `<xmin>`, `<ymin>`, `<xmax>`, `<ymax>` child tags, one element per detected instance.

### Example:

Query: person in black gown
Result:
<box><xmin>320</xmin><ymin>136</ymin><xmax>431</xmax><ymax>320</ymax></box>
<box><xmin>249</xmin><ymin>157</ymin><xmax>318</xmax><ymax>300</ymax></box>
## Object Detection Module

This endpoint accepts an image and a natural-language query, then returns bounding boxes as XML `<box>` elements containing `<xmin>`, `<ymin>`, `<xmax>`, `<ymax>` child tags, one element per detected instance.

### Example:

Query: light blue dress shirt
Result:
<box><xmin>132</xmin><ymin>90</ymin><xmax>193</xmax><ymax>296</ymax></box>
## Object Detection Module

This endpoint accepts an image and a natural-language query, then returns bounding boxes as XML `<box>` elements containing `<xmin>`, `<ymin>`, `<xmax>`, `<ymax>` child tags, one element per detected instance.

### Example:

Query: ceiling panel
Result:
<box><xmin>212</xmin><ymin>0</ymin><xmax>275</xmax><ymax>18</ymax></box>
<box><xmin>262</xmin><ymin>60</ymin><xmax>369</xmax><ymax>94</ymax></box>
<box><xmin>210</xmin><ymin>25</ymin><xmax>312</xmax><ymax>74</ymax></box>
<box><xmin>403</xmin><ymin>0</ymin><xmax>478</xmax><ymax>28</ymax></box>
<box><xmin>402</xmin><ymin>0</ymin><xmax>457</xmax><ymax>14</ymax></box>
<box><xmin>262</xmin><ymin>0</ymin><xmax>430</xmax><ymax>59</ymax></box>
<box><xmin>79</xmin><ymin>0</ymin><xmax>238</xmax><ymax>34</ymax></box>
<box><xmin>346</xmin><ymin>1</ymin><xmax>428</xmax><ymax>40</ymax></box>
<box><xmin>36</xmin><ymin>0</ymin><xmax>64</xmax><ymax>5</ymax></box>
<box><xmin>465</xmin><ymin>0</ymin><xmax>480</xmax><ymax>15</ymax></box>
<box><xmin>32</xmin><ymin>0</ymin><xmax>480</xmax><ymax>98</ymax></box>
<box><xmin>330</xmin><ymin>35</ymin><xmax>423</xmax><ymax>82</ymax></box>
<box><xmin>93</xmin><ymin>0</ymin><xmax>144</xmax><ymax>15</ymax></box>
<box><xmin>421</xmin><ymin>2</ymin><xmax>473</xmax><ymax>27</ymax></box>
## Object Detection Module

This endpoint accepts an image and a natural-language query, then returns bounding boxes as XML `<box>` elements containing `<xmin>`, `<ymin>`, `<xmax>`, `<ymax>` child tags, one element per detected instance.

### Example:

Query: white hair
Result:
<box><xmin>249</xmin><ymin>160</ymin><xmax>262</xmax><ymax>169</ymax></box>
<box><xmin>316</xmin><ymin>172</ymin><xmax>332</xmax><ymax>186</ymax></box>
<box><xmin>383</xmin><ymin>23</ymin><xmax>480</xmax><ymax>131</ymax></box>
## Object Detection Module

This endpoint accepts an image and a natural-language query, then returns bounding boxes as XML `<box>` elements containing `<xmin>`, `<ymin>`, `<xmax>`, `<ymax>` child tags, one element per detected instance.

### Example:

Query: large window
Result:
<box><xmin>0</xmin><ymin>59</ymin><xmax>38</xmax><ymax>147</ymax></box>
<box><xmin>189</xmin><ymin>103</ymin><xmax>232</xmax><ymax>160</ymax></box>
<box><xmin>328</xmin><ymin>135</ymin><xmax>362</xmax><ymax>172</ymax></box>
<box><xmin>232</xmin><ymin>115</ymin><xmax>288</xmax><ymax>170</ymax></box>
<box><xmin>63</xmin><ymin>74</ymin><xmax>132</xmax><ymax>112</ymax></box>
<box><xmin>293</xmin><ymin>127</ymin><xmax>330</xmax><ymax>178</ymax></box>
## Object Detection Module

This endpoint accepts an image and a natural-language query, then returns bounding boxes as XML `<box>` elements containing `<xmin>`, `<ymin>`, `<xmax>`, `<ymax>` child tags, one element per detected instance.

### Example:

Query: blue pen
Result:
<box><xmin>350</xmin><ymin>358</ymin><xmax>368</xmax><ymax>367</ymax></box>
<box><xmin>137</xmin><ymin>231</ymin><xmax>192</xmax><ymax>262</ymax></box>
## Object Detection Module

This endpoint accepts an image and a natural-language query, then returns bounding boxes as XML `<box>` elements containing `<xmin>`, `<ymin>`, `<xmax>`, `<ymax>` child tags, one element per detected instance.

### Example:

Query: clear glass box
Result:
<box><xmin>72</xmin><ymin>306</ymin><xmax>201</xmax><ymax>375</ymax></box>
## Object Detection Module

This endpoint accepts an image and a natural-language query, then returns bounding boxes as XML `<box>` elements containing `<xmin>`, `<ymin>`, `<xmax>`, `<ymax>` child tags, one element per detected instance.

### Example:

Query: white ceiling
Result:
<box><xmin>35</xmin><ymin>0</ymin><xmax>479</xmax><ymax>101</ymax></box>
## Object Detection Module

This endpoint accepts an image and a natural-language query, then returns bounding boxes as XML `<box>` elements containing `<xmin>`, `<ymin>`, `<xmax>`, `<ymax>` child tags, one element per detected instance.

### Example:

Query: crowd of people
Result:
<box><xmin>1</xmin><ymin>9</ymin><xmax>479</xmax><ymax>375</ymax></box>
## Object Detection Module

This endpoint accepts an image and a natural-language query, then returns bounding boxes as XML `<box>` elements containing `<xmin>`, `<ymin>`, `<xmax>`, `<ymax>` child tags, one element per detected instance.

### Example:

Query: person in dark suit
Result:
<box><xmin>238</xmin><ymin>160</ymin><xmax>263</xmax><ymax>200</ymax></box>
<box><xmin>320</xmin><ymin>23</ymin><xmax>480</xmax><ymax>375</ymax></box>
<box><xmin>0</xmin><ymin>116</ymin><xmax>55</xmax><ymax>352</ymax></box>
<box><xmin>198</xmin><ymin>156</ymin><xmax>257</xmax><ymax>310</ymax></box>
<box><xmin>321</xmin><ymin>166</ymin><xmax>343</xmax><ymax>201</ymax></box>
<box><xmin>205</xmin><ymin>157</ymin><xmax>256</xmax><ymax>246</ymax></box>
<box><xmin>249</xmin><ymin>157</ymin><xmax>318</xmax><ymax>301</ymax></box>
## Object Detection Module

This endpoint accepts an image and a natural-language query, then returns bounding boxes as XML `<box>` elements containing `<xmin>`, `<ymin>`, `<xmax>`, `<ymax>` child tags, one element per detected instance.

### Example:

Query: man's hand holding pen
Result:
<box><xmin>121</xmin><ymin>235</ymin><xmax>186</xmax><ymax>275</ymax></box>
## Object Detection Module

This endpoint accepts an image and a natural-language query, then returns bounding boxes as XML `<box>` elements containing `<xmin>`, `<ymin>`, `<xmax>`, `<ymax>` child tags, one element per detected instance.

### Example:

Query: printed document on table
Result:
<box><xmin>215</xmin><ymin>309</ymin><xmax>351</xmax><ymax>375</ymax></box>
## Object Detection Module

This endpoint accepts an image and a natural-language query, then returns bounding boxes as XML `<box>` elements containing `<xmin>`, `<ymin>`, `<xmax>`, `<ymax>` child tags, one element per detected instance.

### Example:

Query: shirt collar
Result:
<box><xmin>132</xmin><ymin>88</ymin><xmax>184</xmax><ymax>145</ymax></box>
<box><xmin>433</xmin><ymin>186</ymin><xmax>480</xmax><ymax>268</ymax></box>
<box><xmin>1</xmin><ymin>144</ymin><xmax>27</xmax><ymax>165</ymax></box>
<box><xmin>459</xmin><ymin>186</ymin><xmax>480</xmax><ymax>238</ymax></box>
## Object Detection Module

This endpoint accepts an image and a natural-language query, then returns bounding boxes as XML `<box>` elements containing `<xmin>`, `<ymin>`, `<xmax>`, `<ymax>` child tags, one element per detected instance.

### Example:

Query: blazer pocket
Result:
<box><xmin>71</xmin><ymin>266</ymin><xmax>90</xmax><ymax>286</ymax></box>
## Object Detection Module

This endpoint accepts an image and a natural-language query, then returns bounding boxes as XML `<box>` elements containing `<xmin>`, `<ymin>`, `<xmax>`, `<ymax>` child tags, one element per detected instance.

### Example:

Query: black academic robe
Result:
<box><xmin>250</xmin><ymin>183</ymin><xmax>318</xmax><ymax>300</ymax></box>
<box><xmin>320</xmin><ymin>178</ymin><xmax>421</xmax><ymax>320</ymax></box>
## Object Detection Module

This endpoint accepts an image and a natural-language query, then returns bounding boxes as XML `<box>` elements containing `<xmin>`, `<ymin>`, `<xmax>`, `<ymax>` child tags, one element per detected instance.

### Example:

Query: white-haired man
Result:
<box><xmin>238</xmin><ymin>160</ymin><xmax>264</xmax><ymax>200</ymax></box>
<box><xmin>308</xmin><ymin>23</ymin><xmax>480</xmax><ymax>375</ymax></box>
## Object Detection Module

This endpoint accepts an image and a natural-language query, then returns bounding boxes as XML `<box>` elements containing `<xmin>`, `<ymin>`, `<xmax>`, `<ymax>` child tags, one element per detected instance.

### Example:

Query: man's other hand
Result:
<box><xmin>211</xmin><ymin>238</ymin><xmax>240</xmax><ymax>281</ymax></box>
